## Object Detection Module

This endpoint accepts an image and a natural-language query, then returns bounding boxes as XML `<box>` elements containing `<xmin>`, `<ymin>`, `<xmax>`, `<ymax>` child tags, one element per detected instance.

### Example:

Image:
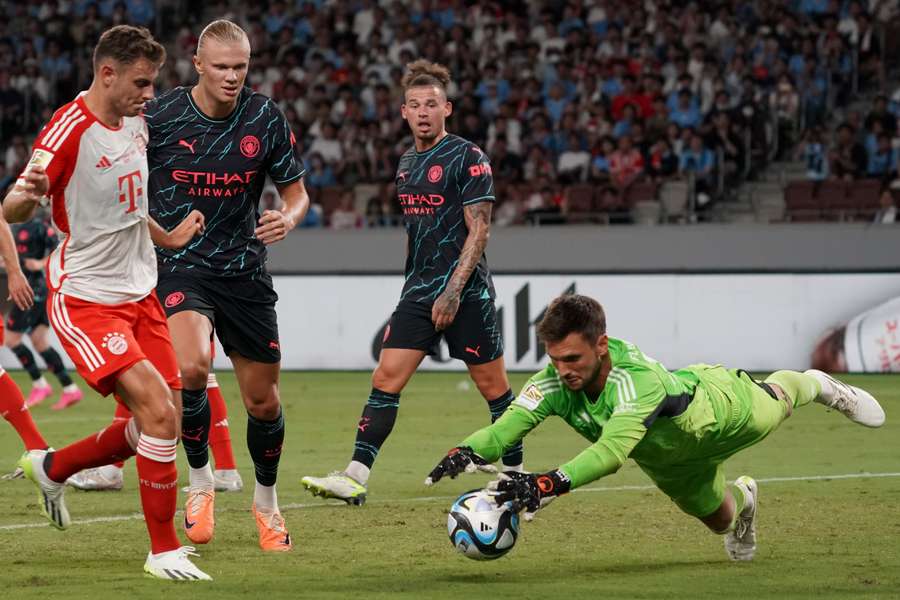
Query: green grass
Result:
<box><xmin>1</xmin><ymin>371</ymin><xmax>898</xmax><ymax>599</ymax></box>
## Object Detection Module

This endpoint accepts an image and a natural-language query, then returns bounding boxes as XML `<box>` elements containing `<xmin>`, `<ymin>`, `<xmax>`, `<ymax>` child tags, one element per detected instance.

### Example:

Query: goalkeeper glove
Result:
<box><xmin>487</xmin><ymin>469</ymin><xmax>571</xmax><ymax>519</ymax></box>
<box><xmin>424</xmin><ymin>446</ymin><xmax>496</xmax><ymax>485</ymax></box>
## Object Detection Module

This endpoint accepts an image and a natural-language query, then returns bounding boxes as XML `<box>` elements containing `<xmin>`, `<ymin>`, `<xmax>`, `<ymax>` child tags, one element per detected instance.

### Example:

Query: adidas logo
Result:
<box><xmin>95</xmin><ymin>156</ymin><xmax>112</xmax><ymax>169</ymax></box>
<box><xmin>479</xmin><ymin>522</ymin><xmax>493</xmax><ymax>532</ymax></box>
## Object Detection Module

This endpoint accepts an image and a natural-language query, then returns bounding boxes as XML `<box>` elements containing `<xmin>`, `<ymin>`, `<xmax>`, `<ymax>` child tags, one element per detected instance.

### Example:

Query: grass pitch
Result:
<box><xmin>0</xmin><ymin>371</ymin><xmax>898</xmax><ymax>599</ymax></box>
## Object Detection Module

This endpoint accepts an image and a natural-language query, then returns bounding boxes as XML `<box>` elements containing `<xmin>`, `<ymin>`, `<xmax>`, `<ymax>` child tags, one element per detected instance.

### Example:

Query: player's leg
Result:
<box><xmin>30</xmin><ymin>323</ymin><xmax>83</xmax><ymax>410</ymax></box>
<box><xmin>65</xmin><ymin>401</ymin><xmax>129</xmax><ymax>491</ymax></box>
<box><xmin>766</xmin><ymin>369</ymin><xmax>885</xmax><ymax>427</ymax></box>
<box><xmin>230</xmin><ymin>354</ymin><xmax>291</xmax><ymax>551</ymax></box>
<box><xmin>207</xmin><ymin>370</ymin><xmax>242</xmax><ymax>491</ymax></box>
<box><xmin>0</xmin><ymin>365</ymin><xmax>49</xmax><ymax>452</ymax></box>
<box><xmin>157</xmin><ymin>280</ymin><xmax>217</xmax><ymax>543</ymax></box>
<box><xmin>5</xmin><ymin>317</ymin><xmax>52</xmax><ymax>407</ymax></box>
<box><xmin>446</xmin><ymin>300</ymin><xmax>523</xmax><ymax>470</ymax></box>
<box><xmin>302</xmin><ymin>301</ymin><xmax>437</xmax><ymax>504</ymax></box>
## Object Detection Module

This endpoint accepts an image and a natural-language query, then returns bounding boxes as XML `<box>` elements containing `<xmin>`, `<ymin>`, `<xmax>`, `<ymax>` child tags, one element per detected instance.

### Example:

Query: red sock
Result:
<box><xmin>136</xmin><ymin>434</ymin><xmax>180</xmax><ymax>554</ymax></box>
<box><xmin>208</xmin><ymin>384</ymin><xmax>236</xmax><ymax>469</ymax></box>
<box><xmin>46</xmin><ymin>418</ymin><xmax>136</xmax><ymax>482</ymax></box>
<box><xmin>0</xmin><ymin>371</ymin><xmax>48</xmax><ymax>450</ymax></box>
<box><xmin>111</xmin><ymin>401</ymin><xmax>132</xmax><ymax>468</ymax></box>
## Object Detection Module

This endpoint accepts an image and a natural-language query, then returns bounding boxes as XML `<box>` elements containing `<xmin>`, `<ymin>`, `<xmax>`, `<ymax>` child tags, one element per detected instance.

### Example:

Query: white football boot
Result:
<box><xmin>67</xmin><ymin>465</ymin><xmax>124</xmax><ymax>491</ymax></box>
<box><xmin>143</xmin><ymin>546</ymin><xmax>211</xmax><ymax>581</ymax></box>
<box><xmin>19</xmin><ymin>449</ymin><xmax>70</xmax><ymax>530</ymax></box>
<box><xmin>804</xmin><ymin>370</ymin><xmax>886</xmax><ymax>427</ymax></box>
<box><xmin>724</xmin><ymin>476</ymin><xmax>758</xmax><ymax>561</ymax></box>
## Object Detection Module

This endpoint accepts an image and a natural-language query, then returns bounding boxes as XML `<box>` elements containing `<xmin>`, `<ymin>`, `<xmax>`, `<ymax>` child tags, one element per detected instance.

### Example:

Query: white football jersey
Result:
<box><xmin>18</xmin><ymin>94</ymin><xmax>156</xmax><ymax>304</ymax></box>
<box><xmin>844</xmin><ymin>295</ymin><xmax>900</xmax><ymax>372</ymax></box>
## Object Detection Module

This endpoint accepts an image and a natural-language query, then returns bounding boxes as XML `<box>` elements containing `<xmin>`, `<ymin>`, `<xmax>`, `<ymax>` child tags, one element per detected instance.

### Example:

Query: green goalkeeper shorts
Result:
<box><xmin>636</xmin><ymin>366</ymin><xmax>789</xmax><ymax>518</ymax></box>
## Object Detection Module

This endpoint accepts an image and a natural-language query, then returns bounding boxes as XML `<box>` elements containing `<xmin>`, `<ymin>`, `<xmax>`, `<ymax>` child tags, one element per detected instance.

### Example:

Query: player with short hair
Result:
<box><xmin>301</xmin><ymin>59</ymin><xmax>522</xmax><ymax>505</ymax></box>
<box><xmin>5</xmin><ymin>214</ymin><xmax>83</xmax><ymax>410</ymax></box>
<box><xmin>144</xmin><ymin>19</ymin><xmax>308</xmax><ymax>551</ymax></box>
<box><xmin>4</xmin><ymin>25</ymin><xmax>210</xmax><ymax>580</ymax></box>
<box><xmin>426</xmin><ymin>294</ymin><xmax>885</xmax><ymax>561</ymax></box>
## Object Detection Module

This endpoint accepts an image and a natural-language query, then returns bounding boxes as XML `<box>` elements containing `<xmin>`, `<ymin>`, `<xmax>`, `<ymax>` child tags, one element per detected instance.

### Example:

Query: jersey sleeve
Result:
<box><xmin>458</xmin><ymin>143</ymin><xmax>495</xmax><ymax>206</ymax></box>
<box><xmin>17</xmin><ymin>118</ymin><xmax>75</xmax><ymax>198</ymax></box>
<box><xmin>559</xmin><ymin>365</ymin><xmax>666</xmax><ymax>489</ymax></box>
<box><xmin>264</xmin><ymin>100</ymin><xmax>305</xmax><ymax>185</ymax></box>
<box><xmin>460</xmin><ymin>373</ymin><xmax>559</xmax><ymax>461</ymax></box>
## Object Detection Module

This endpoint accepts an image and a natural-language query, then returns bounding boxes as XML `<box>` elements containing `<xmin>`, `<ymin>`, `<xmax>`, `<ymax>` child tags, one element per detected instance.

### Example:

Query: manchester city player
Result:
<box><xmin>426</xmin><ymin>294</ymin><xmax>885</xmax><ymax>562</ymax></box>
<box><xmin>144</xmin><ymin>20</ymin><xmax>308</xmax><ymax>551</ymax></box>
<box><xmin>302</xmin><ymin>60</ymin><xmax>522</xmax><ymax>505</ymax></box>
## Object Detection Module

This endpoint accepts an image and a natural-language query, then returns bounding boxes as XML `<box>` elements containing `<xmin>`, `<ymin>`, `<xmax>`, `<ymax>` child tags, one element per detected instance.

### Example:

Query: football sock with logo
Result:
<box><xmin>136</xmin><ymin>434</ymin><xmax>180</xmax><ymax>554</ymax></box>
<box><xmin>11</xmin><ymin>344</ymin><xmax>41</xmax><ymax>381</ymax></box>
<box><xmin>207</xmin><ymin>382</ymin><xmax>236</xmax><ymax>470</ymax></box>
<box><xmin>349</xmin><ymin>388</ymin><xmax>400</xmax><ymax>476</ymax></box>
<box><xmin>247</xmin><ymin>409</ymin><xmax>284</xmax><ymax>487</ymax></box>
<box><xmin>0</xmin><ymin>371</ymin><xmax>48</xmax><ymax>450</ymax></box>
<box><xmin>181</xmin><ymin>388</ymin><xmax>210</xmax><ymax>468</ymax></box>
<box><xmin>487</xmin><ymin>389</ymin><xmax>523</xmax><ymax>468</ymax></box>
<box><xmin>764</xmin><ymin>370</ymin><xmax>821</xmax><ymax>409</ymax></box>
<box><xmin>45</xmin><ymin>417</ymin><xmax>136</xmax><ymax>482</ymax></box>
<box><xmin>39</xmin><ymin>348</ymin><xmax>73</xmax><ymax>387</ymax></box>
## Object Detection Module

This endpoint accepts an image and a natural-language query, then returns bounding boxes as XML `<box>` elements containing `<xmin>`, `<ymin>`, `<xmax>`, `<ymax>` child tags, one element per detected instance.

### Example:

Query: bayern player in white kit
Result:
<box><xmin>4</xmin><ymin>26</ymin><xmax>210</xmax><ymax>581</ymax></box>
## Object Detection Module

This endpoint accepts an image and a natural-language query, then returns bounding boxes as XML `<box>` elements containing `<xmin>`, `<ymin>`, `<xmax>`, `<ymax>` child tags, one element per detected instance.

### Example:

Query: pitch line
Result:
<box><xmin>1</xmin><ymin>471</ymin><xmax>898</xmax><ymax>532</ymax></box>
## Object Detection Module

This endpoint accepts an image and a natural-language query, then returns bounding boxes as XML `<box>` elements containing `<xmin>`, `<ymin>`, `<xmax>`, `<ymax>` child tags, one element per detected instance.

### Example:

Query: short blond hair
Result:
<box><xmin>401</xmin><ymin>59</ymin><xmax>451</xmax><ymax>93</ymax></box>
<box><xmin>197</xmin><ymin>19</ymin><xmax>248</xmax><ymax>52</ymax></box>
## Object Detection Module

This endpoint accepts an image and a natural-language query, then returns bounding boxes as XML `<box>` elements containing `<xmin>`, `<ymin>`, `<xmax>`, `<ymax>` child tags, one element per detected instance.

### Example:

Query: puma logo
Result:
<box><xmin>465</xmin><ymin>345</ymin><xmax>481</xmax><ymax>358</ymax></box>
<box><xmin>178</xmin><ymin>139</ymin><xmax>197</xmax><ymax>154</ymax></box>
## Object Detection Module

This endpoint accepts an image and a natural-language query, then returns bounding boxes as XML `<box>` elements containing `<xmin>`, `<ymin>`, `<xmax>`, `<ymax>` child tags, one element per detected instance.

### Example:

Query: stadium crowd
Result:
<box><xmin>1</xmin><ymin>0</ymin><xmax>900</xmax><ymax>225</ymax></box>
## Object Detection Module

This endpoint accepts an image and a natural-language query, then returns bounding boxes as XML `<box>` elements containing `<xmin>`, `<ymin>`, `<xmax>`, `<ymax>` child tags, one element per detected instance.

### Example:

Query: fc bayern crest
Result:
<box><xmin>240</xmin><ymin>135</ymin><xmax>260</xmax><ymax>158</ymax></box>
<box><xmin>428</xmin><ymin>165</ymin><xmax>443</xmax><ymax>183</ymax></box>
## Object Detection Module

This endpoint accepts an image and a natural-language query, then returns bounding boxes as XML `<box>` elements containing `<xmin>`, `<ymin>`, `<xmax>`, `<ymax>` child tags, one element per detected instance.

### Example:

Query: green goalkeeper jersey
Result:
<box><xmin>461</xmin><ymin>337</ymin><xmax>733</xmax><ymax>489</ymax></box>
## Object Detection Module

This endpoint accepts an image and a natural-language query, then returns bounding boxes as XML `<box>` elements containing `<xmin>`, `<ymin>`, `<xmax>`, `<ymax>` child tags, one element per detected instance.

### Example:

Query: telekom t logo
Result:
<box><xmin>118</xmin><ymin>170</ymin><xmax>143</xmax><ymax>214</ymax></box>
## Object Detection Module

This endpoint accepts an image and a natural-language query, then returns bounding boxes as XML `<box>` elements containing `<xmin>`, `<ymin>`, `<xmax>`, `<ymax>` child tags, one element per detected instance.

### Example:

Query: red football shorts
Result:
<box><xmin>48</xmin><ymin>291</ymin><xmax>182</xmax><ymax>396</ymax></box>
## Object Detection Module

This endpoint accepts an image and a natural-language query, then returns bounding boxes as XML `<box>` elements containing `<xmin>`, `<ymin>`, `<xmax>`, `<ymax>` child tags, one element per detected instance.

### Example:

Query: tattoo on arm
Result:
<box><xmin>444</xmin><ymin>202</ymin><xmax>492</xmax><ymax>296</ymax></box>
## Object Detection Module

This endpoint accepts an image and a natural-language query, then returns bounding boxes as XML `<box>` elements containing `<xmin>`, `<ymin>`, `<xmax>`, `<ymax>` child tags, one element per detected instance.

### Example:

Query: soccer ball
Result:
<box><xmin>447</xmin><ymin>489</ymin><xmax>519</xmax><ymax>560</ymax></box>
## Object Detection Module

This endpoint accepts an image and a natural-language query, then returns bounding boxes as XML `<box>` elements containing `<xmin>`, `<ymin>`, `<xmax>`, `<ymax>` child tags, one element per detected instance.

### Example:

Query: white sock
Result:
<box><xmin>345</xmin><ymin>461</ymin><xmax>370</xmax><ymax>485</ymax></box>
<box><xmin>254</xmin><ymin>482</ymin><xmax>278</xmax><ymax>512</ymax></box>
<box><xmin>63</xmin><ymin>383</ymin><xmax>78</xmax><ymax>393</ymax></box>
<box><xmin>34</xmin><ymin>377</ymin><xmax>49</xmax><ymax>389</ymax></box>
<box><xmin>502</xmin><ymin>463</ymin><xmax>525</xmax><ymax>473</ymax></box>
<box><xmin>189</xmin><ymin>462</ymin><xmax>215</xmax><ymax>490</ymax></box>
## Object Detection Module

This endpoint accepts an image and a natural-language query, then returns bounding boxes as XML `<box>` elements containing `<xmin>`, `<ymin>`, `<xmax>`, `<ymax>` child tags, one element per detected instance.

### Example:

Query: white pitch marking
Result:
<box><xmin>1</xmin><ymin>471</ymin><xmax>898</xmax><ymax>532</ymax></box>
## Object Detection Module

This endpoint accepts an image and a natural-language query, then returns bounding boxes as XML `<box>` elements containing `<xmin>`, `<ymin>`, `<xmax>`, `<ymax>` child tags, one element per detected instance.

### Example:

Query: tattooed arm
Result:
<box><xmin>431</xmin><ymin>201</ymin><xmax>492</xmax><ymax>331</ymax></box>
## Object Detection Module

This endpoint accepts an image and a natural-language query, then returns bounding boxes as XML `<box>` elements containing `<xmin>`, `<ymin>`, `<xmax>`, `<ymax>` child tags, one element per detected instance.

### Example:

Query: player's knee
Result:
<box><xmin>371</xmin><ymin>366</ymin><xmax>403</xmax><ymax>393</ymax></box>
<box><xmin>179</xmin><ymin>359</ymin><xmax>210</xmax><ymax>389</ymax></box>
<box><xmin>138</xmin><ymin>395</ymin><xmax>178</xmax><ymax>438</ymax></box>
<box><xmin>244</xmin><ymin>387</ymin><xmax>280</xmax><ymax>420</ymax></box>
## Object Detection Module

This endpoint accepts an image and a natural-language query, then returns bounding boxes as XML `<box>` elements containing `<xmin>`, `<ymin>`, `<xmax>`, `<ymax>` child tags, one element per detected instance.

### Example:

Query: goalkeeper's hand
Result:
<box><xmin>424</xmin><ymin>446</ymin><xmax>497</xmax><ymax>486</ymax></box>
<box><xmin>487</xmin><ymin>469</ymin><xmax>571</xmax><ymax>520</ymax></box>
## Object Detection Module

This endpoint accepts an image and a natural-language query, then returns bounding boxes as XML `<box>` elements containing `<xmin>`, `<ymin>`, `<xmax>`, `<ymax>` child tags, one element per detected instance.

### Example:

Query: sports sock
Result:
<box><xmin>11</xmin><ymin>344</ymin><xmax>41</xmax><ymax>381</ymax></box>
<box><xmin>0</xmin><ymin>371</ymin><xmax>48</xmax><ymax>450</ymax></box>
<box><xmin>181</xmin><ymin>388</ymin><xmax>210</xmax><ymax>469</ymax></box>
<box><xmin>247</xmin><ymin>409</ymin><xmax>284</xmax><ymax>487</ymax></box>
<box><xmin>487</xmin><ymin>389</ymin><xmax>523</xmax><ymax>467</ymax></box>
<box><xmin>111</xmin><ymin>401</ymin><xmax>132</xmax><ymax>468</ymax></box>
<box><xmin>254</xmin><ymin>482</ymin><xmax>278</xmax><ymax>512</ymax></box>
<box><xmin>207</xmin><ymin>382</ymin><xmax>236</xmax><ymax>470</ymax></box>
<box><xmin>39</xmin><ymin>348</ymin><xmax>73</xmax><ymax>387</ymax></box>
<box><xmin>136</xmin><ymin>433</ymin><xmax>180</xmax><ymax>554</ymax></box>
<box><xmin>45</xmin><ymin>417</ymin><xmax>136</xmax><ymax>482</ymax></box>
<box><xmin>350</xmin><ymin>388</ymin><xmax>399</xmax><ymax>471</ymax></box>
<box><xmin>764</xmin><ymin>370</ymin><xmax>821</xmax><ymax>408</ymax></box>
<box><xmin>722</xmin><ymin>482</ymin><xmax>754</xmax><ymax>533</ymax></box>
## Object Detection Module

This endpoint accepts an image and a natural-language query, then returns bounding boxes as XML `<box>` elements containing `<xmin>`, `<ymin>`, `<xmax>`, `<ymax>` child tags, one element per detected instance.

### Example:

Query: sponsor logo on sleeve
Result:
<box><xmin>29</xmin><ymin>149</ymin><xmax>55</xmax><ymax>169</ymax></box>
<box><xmin>513</xmin><ymin>383</ymin><xmax>544</xmax><ymax>411</ymax></box>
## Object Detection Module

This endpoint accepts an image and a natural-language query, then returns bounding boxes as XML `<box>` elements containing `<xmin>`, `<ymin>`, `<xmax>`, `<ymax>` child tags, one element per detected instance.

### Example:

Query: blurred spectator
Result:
<box><xmin>866</xmin><ymin>133</ymin><xmax>897</xmax><ymax>180</ymax></box>
<box><xmin>525</xmin><ymin>185</ymin><xmax>563</xmax><ymax>225</ymax></box>
<box><xmin>830</xmin><ymin>124</ymin><xmax>868</xmax><ymax>180</ymax></box>
<box><xmin>330</xmin><ymin>189</ymin><xmax>363</xmax><ymax>229</ymax></box>
<box><xmin>798</xmin><ymin>127</ymin><xmax>829</xmax><ymax>181</ymax></box>
<box><xmin>557</xmin><ymin>133</ymin><xmax>590</xmax><ymax>183</ymax></box>
<box><xmin>608</xmin><ymin>135</ymin><xmax>644</xmax><ymax>190</ymax></box>
<box><xmin>679</xmin><ymin>134</ymin><xmax>716</xmax><ymax>207</ymax></box>
<box><xmin>873</xmin><ymin>188</ymin><xmax>897</xmax><ymax>224</ymax></box>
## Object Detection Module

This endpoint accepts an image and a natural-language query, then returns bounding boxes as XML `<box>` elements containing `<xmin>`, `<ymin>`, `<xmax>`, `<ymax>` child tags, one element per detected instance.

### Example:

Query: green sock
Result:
<box><xmin>729</xmin><ymin>482</ymin><xmax>747</xmax><ymax>516</ymax></box>
<box><xmin>764</xmin><ymin>370</ymin><xmax>821</xmax><ymax>409</ymax></box>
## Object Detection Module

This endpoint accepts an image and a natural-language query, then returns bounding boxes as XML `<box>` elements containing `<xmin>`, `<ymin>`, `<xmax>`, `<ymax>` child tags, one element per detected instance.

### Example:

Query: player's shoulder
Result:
<box><xmin>35</xmin><ymin>95</ymin><xmax>94</xmax><ymax>154</ymax></box>
<box><xmin>241</xmin><ymin>86</ymin><xmax>281</xmax><ymax>113</ymax></box>
<box><xmin>144</xmin><ymin>86</ymin><xmax>190</xmax><ymax>118</ymax></box>
<box><xmin>448</xmin><ymin>134</ymin><xmax>488</xmax><ymax>162</ymax></box>
<box><xmin>513</xmin><ymin>364</ymin><xmax>565</xmax><ymax>411</ymax></box>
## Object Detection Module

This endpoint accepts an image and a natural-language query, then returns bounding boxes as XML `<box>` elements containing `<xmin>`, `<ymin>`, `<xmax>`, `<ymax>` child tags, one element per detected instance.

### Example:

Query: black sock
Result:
<box><xmin>39</xmin><ymin>348</ymin><xmax>73</xmax><ymax>387</ymax></box>
<box><xmin>181</xmin><ymin>388</ymin><xmax>210</xmax><ymax>469</ymax></box>
<box><xmin>350</xmin><ymin>388</ymin><xmax>400</xmax><ymax>469</ymax></box>
<box><xmin>488</xmin><ymin>389</ymin><xmax>523</xmax><ymax>467</ymax></box>
<box><xmin>11</xmin><ymin>344</ymin><xmax>41</xmax><ymax>381</ymax></box>
<box><xmin>247</xmin><ymin>409</ymin><xmax>284</xmax><ymax>486</ymax></box>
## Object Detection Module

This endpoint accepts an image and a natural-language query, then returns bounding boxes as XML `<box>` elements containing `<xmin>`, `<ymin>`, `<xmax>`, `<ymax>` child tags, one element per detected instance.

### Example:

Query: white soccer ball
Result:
<box><xmin>447</xmin><ymin>489</ymin><xmax>519</xmax><ymax>560</ymax></box>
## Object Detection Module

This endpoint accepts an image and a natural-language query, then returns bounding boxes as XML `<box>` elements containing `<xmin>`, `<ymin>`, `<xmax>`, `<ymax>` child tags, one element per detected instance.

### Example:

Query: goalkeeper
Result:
<box><xmin>426</xmin><ymin>294</ymin><xmax>885</xmax><ymax>561</ymax></box>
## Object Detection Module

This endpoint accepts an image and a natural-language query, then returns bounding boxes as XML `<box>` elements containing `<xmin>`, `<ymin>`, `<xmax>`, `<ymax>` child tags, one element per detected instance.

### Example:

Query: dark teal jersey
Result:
<box><xmin>144</xmin><ymin>86</ymin><xmax>304</xmax><ymax>279</ymax></box>
<box><xmin>396</xmin><ymin>134</ymin><xmax>496</xmax><ymax>305</ymax></box>
<box><xmin>11</xmin><ymin>217</ymin><xmax>57</xmax><ymax>302</ymax></box>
